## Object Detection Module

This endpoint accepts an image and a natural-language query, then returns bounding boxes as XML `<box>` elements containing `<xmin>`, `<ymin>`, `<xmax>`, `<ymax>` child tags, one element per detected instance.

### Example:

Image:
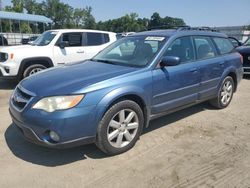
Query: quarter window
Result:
<box><xmin>194</xmin><ymin>37</ymin><xmax>216</xmax><ymax>60</ymax></box>
<box><xmin>164</xmin><ymin>36</ymin><xmax>195</xmax><ymax>63</ymax></box>
<box><xmin>213</xmin><ymin>37</ymin><xmax>234</xmax><ymax>55</ymax></box>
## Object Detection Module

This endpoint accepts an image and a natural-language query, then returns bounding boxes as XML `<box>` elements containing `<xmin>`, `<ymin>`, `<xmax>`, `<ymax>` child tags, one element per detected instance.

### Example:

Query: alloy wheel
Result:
<box><xmin>107</xmin><ymin>109</ymin><xmax>139</xmax><ymax>148</ymax></box>
<box><xmin>220</xmin><ymin>80</ymin><xmax>233</xmax><ymax>105</ymax></box>
<box><xmin>29</xmin><ymin>68</ymin><xmax>44</xmax><ymax>75</ymax></box>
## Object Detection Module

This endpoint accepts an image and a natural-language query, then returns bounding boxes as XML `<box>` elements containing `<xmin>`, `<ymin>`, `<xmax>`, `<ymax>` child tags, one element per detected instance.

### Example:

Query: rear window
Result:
<box><xmin>213</xmin><ymin>37</ymin><xmax>234</xmax><ymax>55</ymax></box>
<box><xmin>86</xmin><ymin>32</ymin><xmax>110</xmax><ymax>46</ymax></box>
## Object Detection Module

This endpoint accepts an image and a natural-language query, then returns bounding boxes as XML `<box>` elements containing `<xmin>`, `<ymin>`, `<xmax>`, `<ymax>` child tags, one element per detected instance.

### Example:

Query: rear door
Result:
<box><xmin>193</xmin><ymin>36</ymin><xmax>225</xmax><ymax>100</ymax></box>
<box><xmin>82</xmin><ymin>32</ymin><xmax>112</xmax><ymax>59</ymax></box>
<box><xmin>151</xmin><ymin>36</ymin><xmax>200</xmax><ymax>114</ymax></box>
<box><xmin>53</xmin><ymin>32</ymin><xmax>84</xmax><ymax>65</ymax></box>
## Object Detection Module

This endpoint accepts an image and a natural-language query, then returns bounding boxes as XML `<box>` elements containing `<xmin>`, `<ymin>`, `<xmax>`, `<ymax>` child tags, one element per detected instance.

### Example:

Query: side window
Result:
<box><xmin>61</xmin><ymin>33</ymin><xmax>82</xmax><ymax>47</ymax></box>
<box><xmin>104</xmin><ymin>34</ymin><xmax>110</xmax><ymax>43</ymax></box>
<box><xmin>86</xmin><ymin>32</ymin><xmax>109</xmax><ymax>46</ymax></box>
<box><xmin>213</xmin><ymin>37</ymin><xmax>234</xmax><ymax>54</ymax></box>
<box><xmin>194</xmin><ymin>36</ymin><xmax>216</xmax><ymax>60</ymax></box>
<box><xmin>164</xmin><ymin>36</ymin><xmax>195</xmax><ymax>63</ymax></box>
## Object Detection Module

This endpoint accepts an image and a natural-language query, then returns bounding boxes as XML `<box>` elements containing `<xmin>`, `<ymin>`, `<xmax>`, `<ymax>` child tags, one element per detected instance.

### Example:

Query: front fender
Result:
<box><xmin>94</xmin><ymin>85</ymin><xmax>151</xmax><ymax>128</ymax></box>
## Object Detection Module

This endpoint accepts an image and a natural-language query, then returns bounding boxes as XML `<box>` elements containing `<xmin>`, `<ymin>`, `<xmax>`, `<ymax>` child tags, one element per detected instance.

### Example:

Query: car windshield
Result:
<box><xmin>32</xmin><ymin>31</ymin><xmax>58</xmax><ymax>46</ymax></box>
<box><xmin>92</xmin><ymin>35</ymin><xmax>167</xmax><ymax>67</ymax></box>
<box><xmin>244</xmin><ymin>38</ymin><xmax>250</xmax><ymax>46</ymax></box>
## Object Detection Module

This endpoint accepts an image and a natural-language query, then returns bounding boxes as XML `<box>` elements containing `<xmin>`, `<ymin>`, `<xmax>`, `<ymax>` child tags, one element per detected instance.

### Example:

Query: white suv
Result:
<box><xmin>0</xmin><ymin>29</ymin><xmax>117</xmax><ymax>80</ymax></box>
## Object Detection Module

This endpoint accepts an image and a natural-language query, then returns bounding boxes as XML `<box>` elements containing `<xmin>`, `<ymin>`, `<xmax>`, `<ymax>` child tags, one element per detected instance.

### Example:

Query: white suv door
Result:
<box><xmin>53</xmin><ymin>32</ymin><xmax>85</xmax><ymax>65</ymax></box>
<box><xmin>82</xmin><ymin>32</ymin><xmax>112</xmax><ymax>59</ymax></box>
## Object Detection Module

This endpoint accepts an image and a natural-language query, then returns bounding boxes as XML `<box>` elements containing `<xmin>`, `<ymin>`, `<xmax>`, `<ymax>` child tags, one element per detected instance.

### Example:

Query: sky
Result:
<box><xmin>3</xmin><ymin>0</ymin><xmax>250</xmax><ymax>27</ymax></box>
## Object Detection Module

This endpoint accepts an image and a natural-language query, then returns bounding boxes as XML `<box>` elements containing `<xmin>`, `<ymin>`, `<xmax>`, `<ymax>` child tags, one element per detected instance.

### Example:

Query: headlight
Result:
<box><xmin>32</xmin><ymin>95</ymin><xmax>84</xmax><ymax>112</ymax></box>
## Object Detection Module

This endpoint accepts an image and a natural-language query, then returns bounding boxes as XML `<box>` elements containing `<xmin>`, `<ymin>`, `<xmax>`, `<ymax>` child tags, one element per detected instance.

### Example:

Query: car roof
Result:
<box><xmin>49</xmin><ymin>29</ymin><xmax>116</xmax><ymax>34</ymax></box>
<box><xmin>133</xmin><ymin>29</ymin><xmax>227</xmax><ymax>38</ymax></box>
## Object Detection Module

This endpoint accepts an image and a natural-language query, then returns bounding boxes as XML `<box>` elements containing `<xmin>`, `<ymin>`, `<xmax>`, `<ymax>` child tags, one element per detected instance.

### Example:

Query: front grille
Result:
<box><xmin>0</xmin><ymin>52</ymin><xmax>8</xmax><ymax>62</ymax></box>
<box><xmin>243</xmin><ymin>54</ymin><xmax>250</xmax><ymax>67</ymax></box>
<box><xmin>12</xmin><ymin>87</ymin><xmax>32</xmax><ymax>111</ymax></box>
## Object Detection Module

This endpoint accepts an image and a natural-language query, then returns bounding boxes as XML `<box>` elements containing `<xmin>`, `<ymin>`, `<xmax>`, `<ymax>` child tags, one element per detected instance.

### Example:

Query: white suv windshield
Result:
<box><xmin>92</xmin><ymin>36</ymin><xmax>166</xmax><ymax>67</ymax></box>
<box><xmin>32</xmin><ymin>31</ymin><xmax>58</xmax><ymax>46</ymax></box>
<box><xmin>244</xmin><ymin>38</ymin><xmax>250</xmax><ymax>46</ymax></box>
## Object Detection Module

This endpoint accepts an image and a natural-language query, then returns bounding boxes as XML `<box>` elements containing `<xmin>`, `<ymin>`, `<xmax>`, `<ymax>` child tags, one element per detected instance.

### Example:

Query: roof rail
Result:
<box><xmin>177</xmin><ymin>26</ymin><xmax>218</xmax><ymax>32</ymax></box>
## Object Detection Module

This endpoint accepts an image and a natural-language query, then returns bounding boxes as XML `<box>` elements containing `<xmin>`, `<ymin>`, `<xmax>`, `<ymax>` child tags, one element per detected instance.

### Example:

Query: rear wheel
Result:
<box><xmin>23</xmin><ymin>64</ymin><xmax>47</xmax><ymax>78</ymax></box>
<box><xmin>209</xmin><ymin>76</ymin><xmax>234</xmax><ymax>109</ymax></box>
<box><xmin>96</xmin><ymin>100</ymin><xmax>144</xmax><ymax>155</ymax></box>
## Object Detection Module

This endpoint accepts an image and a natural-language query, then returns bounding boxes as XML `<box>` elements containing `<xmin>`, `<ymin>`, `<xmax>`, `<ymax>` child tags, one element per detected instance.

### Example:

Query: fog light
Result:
<box><xmin>4</xmin><ymin>66</ymin><xmax>10</xmax><ymax>73</ymax></box>
<box><xmin>49</xmin><ymin>131</ymin><xmax>60</xmax><ymax>142</ymax></box>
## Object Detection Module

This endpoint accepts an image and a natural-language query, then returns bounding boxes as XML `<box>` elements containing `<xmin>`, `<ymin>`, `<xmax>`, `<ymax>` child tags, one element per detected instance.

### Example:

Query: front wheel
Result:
<box><xmin>96</xmin><ymin>100</ymin><xmax>144</xmax><ymax>155</ymax></box>
<box><xmin>209</xmin><ymin>76</ymin><xmax>234</xmax><ymax>109</ymax></box>
<box><xmin>23</xmin><ymin>64</ymin><xmax>47</xmax><ymax>78</ymax></box>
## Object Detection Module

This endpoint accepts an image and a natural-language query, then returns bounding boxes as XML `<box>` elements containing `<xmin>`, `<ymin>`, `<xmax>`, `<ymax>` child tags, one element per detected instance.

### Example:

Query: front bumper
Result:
<box><xmin>0</xmin><ymin>65</ymin><xmax>18</xmax><ymax>79</ymax></box>
<box><xmin>9</xmin><ymin>101</ymin><xmax>98</xmax><ymax>148</ymax></box>
<box><xmin>11</xmin><ymin>111</ymin><xmax>95</xmax><ymax>148</ymax></box>
<box><xmin>0</xmin><ymin>61</ymin><xmax>19</xmax><ymax>77</ymax></box>
<box><xmin>243</xmin><ymin>67</ymin><xmax>250</xmax><ymax>75</ymax></box>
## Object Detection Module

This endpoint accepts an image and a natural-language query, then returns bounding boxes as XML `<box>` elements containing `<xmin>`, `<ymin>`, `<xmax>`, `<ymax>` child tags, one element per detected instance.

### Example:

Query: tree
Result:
<box><xmin>73</xmin><ymin>8</ymin><xmax>85</xmax><ymax>28</ymax></box>
<box><xmin>83</xmin><ymin>6</ymin><xmax>96</xmax><ymax>29</ymax></box>
<box><xmin>3</xmin><ymin>0</ymin><xmax>186</xmax><ymax>32</ymax></box>
<box><xmin>23</xmin><ymin>0</ymin><xmax>38</xmax><ymax>14</ymax></box>
<box><xmin>149</xmin><ymin>12</ymin><xmax>161</xmax><ymax>29</ymax></box>
<box><xmin>96</xmin><ymin>13</ymin><xmax>148</xmax><ymax>33</ymax></box>
<box><xmin>148</xmin><ymin>12</ymin><xmax>185</xmax><ymax>29</ymax></box>
<box><xmin>5</xmin><ymin>0</ymin><xmax>24</xmax><ymax>12</ymax></box>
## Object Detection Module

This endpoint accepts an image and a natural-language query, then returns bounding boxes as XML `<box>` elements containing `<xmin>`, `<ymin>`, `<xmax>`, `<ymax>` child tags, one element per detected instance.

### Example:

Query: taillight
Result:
<box><xmin>239</xmin><ymin>54</ymin><xmax>243</xmax><ymax>64</ymax></box>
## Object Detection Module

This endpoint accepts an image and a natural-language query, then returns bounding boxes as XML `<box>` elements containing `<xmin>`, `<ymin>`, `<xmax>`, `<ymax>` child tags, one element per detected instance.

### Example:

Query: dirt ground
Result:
<box><xmin>0</xmin><ymin>78</ymin><xmax>250</xmax><ymax>188</ymax></box>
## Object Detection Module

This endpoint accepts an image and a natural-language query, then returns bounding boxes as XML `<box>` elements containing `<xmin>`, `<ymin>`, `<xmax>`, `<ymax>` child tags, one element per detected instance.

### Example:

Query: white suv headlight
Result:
<box><xmin>32</xmin><ymin>95</ymin><xmax>84</xmax><ymax>112</ymax></box>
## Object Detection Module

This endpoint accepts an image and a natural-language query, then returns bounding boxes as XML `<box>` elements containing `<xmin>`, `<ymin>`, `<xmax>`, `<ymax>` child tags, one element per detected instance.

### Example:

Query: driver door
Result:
<box><xmin>151</xmin><ymin>36</ymin><xmax>200</xmax><ymax>114</ymax></box>
<box><xmin>53</xmin><ymin>32</ymin><xmax>85</xmax><ymax>65</ymax></box>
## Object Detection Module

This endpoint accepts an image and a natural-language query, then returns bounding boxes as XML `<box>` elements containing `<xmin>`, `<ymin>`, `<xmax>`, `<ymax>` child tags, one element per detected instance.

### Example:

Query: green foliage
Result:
<box><xmin>149</xmin><ymin>12</ymin><xmax>185</xmax><ymax>29</ymax></box>
<box><xmin>3</xmin><ymin>1</ymin><xmax>186</xmax><ymax>33</ymax></box>
<box><xmin>96</xmin><ymin>13</ymin><xmax>149</xmax><ymax>32</ymax></box>
<box><xmin>20</xmin><ymin>22</ymin><xmax>32</xmax><ymax>33</ymax></box>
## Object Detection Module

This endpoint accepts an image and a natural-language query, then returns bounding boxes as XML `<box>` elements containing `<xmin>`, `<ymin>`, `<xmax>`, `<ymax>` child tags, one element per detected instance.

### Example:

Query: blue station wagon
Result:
<box><xmin>9</xmin><ymin>27</ymin><xmax>243</xmax><ymax>155</ymax></box>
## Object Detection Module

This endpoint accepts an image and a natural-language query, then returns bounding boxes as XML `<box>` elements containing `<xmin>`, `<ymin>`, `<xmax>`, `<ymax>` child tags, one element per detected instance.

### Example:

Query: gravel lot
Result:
<box><xmin>0</xmin><ymin>78</ymin><xmax>250</xmax><ymax>188</ymax></box>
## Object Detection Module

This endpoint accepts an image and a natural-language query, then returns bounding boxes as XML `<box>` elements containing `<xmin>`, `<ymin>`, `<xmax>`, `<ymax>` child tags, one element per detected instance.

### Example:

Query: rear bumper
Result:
<box><xmin>10</xmin><ymin>109</ymin><xmax>96</xmax><ymax>148</ymax></box>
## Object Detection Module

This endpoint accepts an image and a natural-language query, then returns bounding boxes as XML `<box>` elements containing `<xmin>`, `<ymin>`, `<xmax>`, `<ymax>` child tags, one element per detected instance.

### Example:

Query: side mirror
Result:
<box><xmin>160</xmin><ymin>56</ymin><xmax>181</xmax><ymax>67</ymax></box>
<box><xmin>58</xmin><ymin>41</ymin><xmax>69</xmax><ymax>49</ymax></box>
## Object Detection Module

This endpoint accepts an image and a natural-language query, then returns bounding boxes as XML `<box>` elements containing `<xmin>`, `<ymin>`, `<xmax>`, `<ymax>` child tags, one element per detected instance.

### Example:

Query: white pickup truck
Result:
<box><xmin>0</xmin><ymin>29</ymin><xmax>117</xmax><ymax>80</ymax></box>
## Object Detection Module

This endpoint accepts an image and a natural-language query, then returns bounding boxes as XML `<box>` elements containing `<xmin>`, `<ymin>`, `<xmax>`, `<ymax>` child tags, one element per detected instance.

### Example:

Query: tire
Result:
<box><xmin>96</xmin><ymin>100</ymin><xmax>144</xmax><ymax>155</ymax></box>
<box><xmin>23</xmin><ymin>64</ymin><xmax>47</xmax><ymax>78</ymax></box>
<box><xmin>209</xmin><ymin>76</ymin><xmax>234</xmax><ymax>109</ymax></box>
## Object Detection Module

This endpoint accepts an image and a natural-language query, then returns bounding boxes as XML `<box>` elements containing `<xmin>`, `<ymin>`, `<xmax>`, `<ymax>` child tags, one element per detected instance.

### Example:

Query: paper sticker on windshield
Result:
<box><xmin>145</xmin><ymin>36</ymin><xmax>165</xmax><ymax>41</ymax></box>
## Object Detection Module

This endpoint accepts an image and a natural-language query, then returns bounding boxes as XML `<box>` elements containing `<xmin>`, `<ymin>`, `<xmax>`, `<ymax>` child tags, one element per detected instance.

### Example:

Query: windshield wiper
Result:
<box><xmin>91</xmin><ymin>59</ymin><xmax>117</xmax><ymax>65</ymax></box>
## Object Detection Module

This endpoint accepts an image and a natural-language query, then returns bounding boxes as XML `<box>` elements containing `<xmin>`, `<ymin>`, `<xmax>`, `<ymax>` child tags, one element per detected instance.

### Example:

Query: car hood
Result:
<box><xmin>20</xmin><ymin>61</ymin><xmax>139</xmax><ymax>96</ymax></box>
<box><xmin>0</xmin><ymin>45</ymin><xmax>41</xmax><ymax>53</ymax></box>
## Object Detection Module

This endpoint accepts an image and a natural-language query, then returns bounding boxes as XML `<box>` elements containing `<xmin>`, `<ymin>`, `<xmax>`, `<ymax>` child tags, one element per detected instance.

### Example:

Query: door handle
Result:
<box><xmin>190</xmin><ymin>68</ymin><xmax>198</xmax><ymax>73</ymax></box>
<box><xmin>77</xmin><ymin>50</ymin><xmax>84</xmax><ymax>53</ymax></box>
